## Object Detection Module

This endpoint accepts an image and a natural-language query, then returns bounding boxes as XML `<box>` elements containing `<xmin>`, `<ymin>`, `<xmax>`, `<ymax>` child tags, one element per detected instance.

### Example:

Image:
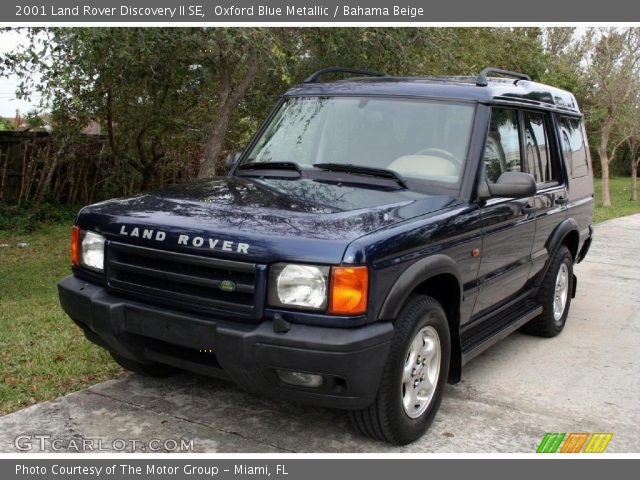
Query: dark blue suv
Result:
<box><xmin>58</xmin><ymin>67</ymin><xmax>594</xmax><ymax>445</ymax></box>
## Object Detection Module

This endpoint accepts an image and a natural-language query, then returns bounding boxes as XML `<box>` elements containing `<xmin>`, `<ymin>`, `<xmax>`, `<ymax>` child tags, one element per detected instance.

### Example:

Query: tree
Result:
<box><xmin>196</xmin><ymin>28</ymin><xmax>300</xmax><ymax>179</ymax></box>
<box><xmin>616</xmin><ymin>86</ymin><xmax>640</xmax><ymax>201</ymax></box>
<box><xmin>583</xmin><ymin>28</ymin><xmax>640</xmax><ymax>207</ymax></box>
<box><xmin>2</xmin><ymin>28</ymin><xmax>214</xmax><ymax>191</ymax></box>
<box><xmin>628</xmin><ymin>137</ymin><xmax>640</xmax><ymax>202</ymax></box>
<box><xmin>541</xmin><ymin>28</ymin><xmax>590</xmax><ymax>98</ymax></box>
<box><xmin>1</xmin><ymin>27</ymin><xmax>565</xmax><ymax>204</ymax></box>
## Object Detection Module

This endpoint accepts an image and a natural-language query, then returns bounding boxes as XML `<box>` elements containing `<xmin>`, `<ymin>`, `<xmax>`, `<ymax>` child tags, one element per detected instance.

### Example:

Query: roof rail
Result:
<box><xmin>304</xmin><ymin>66</ymin><xmax>387</xmax><ymax>83</ymax></box>
<box><xmin>476</xmin><ymin>67</ymin><xmax>531</xmax><ymax>87</ymax></box>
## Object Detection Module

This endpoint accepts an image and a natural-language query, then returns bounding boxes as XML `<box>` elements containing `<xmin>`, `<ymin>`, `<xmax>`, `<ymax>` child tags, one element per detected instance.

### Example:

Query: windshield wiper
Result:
<box><xmin>313</xmin><ymin>163</ymin><xmax>408</xmax><ymax>189</ymax></box>
<box><xmin>237</xmin><ymin>161</ymin><xmax>301</xmax><ymax>172</ymax></box>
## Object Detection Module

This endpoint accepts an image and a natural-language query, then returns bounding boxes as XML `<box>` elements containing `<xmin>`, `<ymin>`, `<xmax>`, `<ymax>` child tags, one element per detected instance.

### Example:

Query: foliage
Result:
<box><xmin>580</xmin><ymin>28</ymin><xmax>640</xmax><ymax>206</ymax></box>
<box><xmin>0</xmin><ymin>26</ymin><xmax>623</xmax><ymax>208</ymax></box>
<box><xmin>0</xmin><ymin>201</ymin><xmax>77</xmax><ymax>233</ymax></box>
<box><xmin>594</xmin><ymin>176</ymin><xmax>640</xmax><ymax>223</ymax></box>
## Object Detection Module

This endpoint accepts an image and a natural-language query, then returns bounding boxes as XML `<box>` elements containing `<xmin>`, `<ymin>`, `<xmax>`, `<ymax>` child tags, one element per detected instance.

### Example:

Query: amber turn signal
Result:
<box><xmin>71</xmin><ymin>225</ymin><xmax>80</xmax><ymax>266</ymax></box>
<box><xmin>328</xmin><ymin>266</ymin><xmax>368</xmax><ymax>315</ymax></box>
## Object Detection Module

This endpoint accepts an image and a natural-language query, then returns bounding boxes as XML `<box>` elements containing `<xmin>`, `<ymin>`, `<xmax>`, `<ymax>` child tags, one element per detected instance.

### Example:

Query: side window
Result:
<box><xmin>559</xmin><ymin>116</ymin><xmax>589</xmax><ymax>178</ymax></box>
<box><xmin>522</xmin><ymin>111</ymin><xmax>555</xmax><ymax>184</ymax></box>
<box><xmin>483</xmin><ymin>109</ymin><xmax>521</xmax><ymax>183</ymax></box>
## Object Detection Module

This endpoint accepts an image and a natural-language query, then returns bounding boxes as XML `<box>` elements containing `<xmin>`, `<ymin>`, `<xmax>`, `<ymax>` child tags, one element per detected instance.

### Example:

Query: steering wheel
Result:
<box><xmin>413</xmin><ymin>148</ymin><xmax>461</xmax><ymax>167</ymax></box>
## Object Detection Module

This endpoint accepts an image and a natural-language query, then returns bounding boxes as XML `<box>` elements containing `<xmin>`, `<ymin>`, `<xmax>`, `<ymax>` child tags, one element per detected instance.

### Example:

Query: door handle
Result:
<box><xmin>522</xmin><ymin>205</ymin><xmax>537</xmax><ymax>215</ymax></box>
<box><xmin>555</xmin><ymin>197</ymin><xmax>568</xmax><ymax>205</ymax></box>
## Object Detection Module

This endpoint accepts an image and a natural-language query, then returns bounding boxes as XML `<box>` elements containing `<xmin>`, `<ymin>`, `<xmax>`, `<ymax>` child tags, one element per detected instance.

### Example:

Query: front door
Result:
<box><xmin>474</xmin><ymin>107</ymin><xmax>537</xmax><ymax>317</ymax></box>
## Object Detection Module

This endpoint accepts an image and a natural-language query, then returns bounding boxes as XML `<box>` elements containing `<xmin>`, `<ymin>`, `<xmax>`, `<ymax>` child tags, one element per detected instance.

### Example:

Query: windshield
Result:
<box><xmin>244</xmin><ymin>96</ymin><xmax>476</xmax><ymax>186</ymax></box>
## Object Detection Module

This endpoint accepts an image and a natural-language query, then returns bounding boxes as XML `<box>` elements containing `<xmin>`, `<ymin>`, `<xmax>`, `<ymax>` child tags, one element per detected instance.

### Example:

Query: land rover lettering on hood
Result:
<box><xmin>117</xmin><ymin>225</ymin><xmax>251</xmax><ymax>254</ymax></box>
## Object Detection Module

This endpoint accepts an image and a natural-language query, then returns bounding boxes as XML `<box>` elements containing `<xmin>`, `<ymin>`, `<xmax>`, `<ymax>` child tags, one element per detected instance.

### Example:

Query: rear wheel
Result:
<box><xmin>350</xmin><ymin>295</ymin><xmax>450</xmax><ymax>445</ymax></box>
<box><xmin>110</xmin><ymin>352</ymin><xmax>179</xmax><ymax>377</ymax></box>
<box><xmin>522</xmin><ymin>245</ymin><xmax>573</xmax><ymax>337</ymax></box>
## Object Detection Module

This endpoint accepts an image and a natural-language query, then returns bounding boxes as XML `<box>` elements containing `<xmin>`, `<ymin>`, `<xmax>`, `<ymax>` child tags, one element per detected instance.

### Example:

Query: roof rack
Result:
<box><xmin>304</xmin><ymin>66</ymin><xmax>387</xmax><ymax>83</ymax></box>
<box><xmin>476</xmin><ymin>67</ymin><xmax>531</xmax><ymax>87</ymax></box>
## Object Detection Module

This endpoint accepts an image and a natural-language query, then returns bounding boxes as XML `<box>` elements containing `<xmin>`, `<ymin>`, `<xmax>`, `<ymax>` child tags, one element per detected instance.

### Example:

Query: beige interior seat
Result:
<box><xmin>388</xmin><ymin>155</ymin><xmax>460</xmax><ymax>178</ymax></box>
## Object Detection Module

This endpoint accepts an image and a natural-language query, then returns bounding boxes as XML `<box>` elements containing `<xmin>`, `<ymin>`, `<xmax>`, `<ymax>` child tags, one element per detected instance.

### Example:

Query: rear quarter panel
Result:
<box><xmin>566</xmin><ymin>121</ymin><xmax>595</xmax><ymax>249</ymax></box>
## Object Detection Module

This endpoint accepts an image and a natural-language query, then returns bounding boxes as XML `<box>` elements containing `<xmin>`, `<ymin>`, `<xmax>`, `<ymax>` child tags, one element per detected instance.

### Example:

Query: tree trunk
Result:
<box><xmin>17</xmin><ymin>141</ymin><xmax>28</xmax><ymax>207</ymax></box>
<box><xmin>82</xmin><ymin>160</ymin><xmax>90</xmax><ymax>204</ymax></box>
<box><xmin>136</xmin><ymin>128</ymin><xmax>153</xmax><ymax>191</ymax></box>
<box><xmin>0</xmin><ymin>146</ymin><xmax>7</xmax><ymax>202</ymax></box>
<box><xmin>599</xmin><ymin>115</ymin><xmax>614</xmax><ymax>207</ymax></box>
<box><xmin>106</xmin><ymin>89</ymin><xmax>118</xmax><ymax>155</ymax></box>
<box><xmin>36</xmin><ymin>140</ymin><xmax>67</xmax><ymax>203</ymax></box>
<box><xmin>24</xmin><ymin>159</ymin><xmax>36</xmax><ymax>204</ymax></box>
<box><xmin>198</xmin><ymin>58</ymin><xmax>260</xmax><ymax>179</ymax></box>
<box><xmin>632</xmin><ymin>157</ymin><xmax>639</xmax><ymax>202</ymax></box>
<box><xmin>68</xmin><ymin>157</ymin><xmax>77</xmax><ymax>204</ymax></box>
<box><xmin>89</xmin><ymin>159</ymin><xmax>100</xmax><ymax>204</ymax></box>
<box><xmin>37</xmin><ymin>148</ymin><xmax>62</xmax><ymax>203</ymax></box>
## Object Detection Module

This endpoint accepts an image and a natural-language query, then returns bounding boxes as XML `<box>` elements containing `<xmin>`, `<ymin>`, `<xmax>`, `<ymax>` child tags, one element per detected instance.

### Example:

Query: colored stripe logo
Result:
<box><xmin>536</xmin><ymin>433</ymin><xmax>612</xmax><ymax>453</ymax></box>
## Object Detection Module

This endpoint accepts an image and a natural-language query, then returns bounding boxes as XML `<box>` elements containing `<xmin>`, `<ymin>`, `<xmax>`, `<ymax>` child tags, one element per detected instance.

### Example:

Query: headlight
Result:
<box><xmin>268</xmin><ymin>263</ymin><xmax>369</xmax><ymax>314</ymax></box>
<box><xmin>268</xmin><ymin>263</ymin><xmax>329</xmax><ymax>310</ymax></box>
<box><xmin>72</xmin><ymin>227</ymin><xmax>105</xmax><ymax>272</ymax></box>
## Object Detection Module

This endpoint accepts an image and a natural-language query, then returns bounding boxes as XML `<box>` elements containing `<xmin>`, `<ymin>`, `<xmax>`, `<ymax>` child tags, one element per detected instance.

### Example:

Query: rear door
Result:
<box><xmin>473</xmin><ymin>107</ymin><xmax>537</xmax><ymax>317</ymax></box>
<box><xmin>521</xmin><ymin>110</ymin><xmax>568</xmax><ymax>280</ymax></box>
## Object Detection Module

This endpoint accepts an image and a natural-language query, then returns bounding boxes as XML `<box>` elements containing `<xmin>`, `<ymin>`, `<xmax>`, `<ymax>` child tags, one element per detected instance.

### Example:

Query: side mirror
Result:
<box><xmin>480</xmin><ymin>171</ymin><xmax>537</xmax><ymax>199</ymax></box>
<box><xmin>225</xmin><ymin>151</ymin><xmax>242</xmax><ymax>171</ymax></box>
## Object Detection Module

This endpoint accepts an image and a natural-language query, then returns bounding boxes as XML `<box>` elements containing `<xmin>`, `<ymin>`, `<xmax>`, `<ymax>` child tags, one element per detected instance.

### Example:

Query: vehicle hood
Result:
<box><xmin>77</xmin><ymin>176</ymin><xmax>457</xmax><ymax>264</ymax></box>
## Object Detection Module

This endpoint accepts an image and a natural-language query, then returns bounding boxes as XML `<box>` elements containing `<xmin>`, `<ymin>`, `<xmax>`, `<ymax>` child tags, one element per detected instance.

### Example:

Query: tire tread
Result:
<box><xmin>522</xmin><ymin>245</ymin><xmax>573</xmax><ymax>338</ymax></box>
<box><xmin>349</xmin><ymin>294</ymin><xmax>449</xmax><ymax>445</ymax></box>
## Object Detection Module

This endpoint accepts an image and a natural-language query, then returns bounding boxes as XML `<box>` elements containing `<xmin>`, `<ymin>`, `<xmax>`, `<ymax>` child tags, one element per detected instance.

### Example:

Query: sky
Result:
<box><xmin>0</xmin><ymin>29</ymin><xmax>43</xmax><ymax>118</ymax></box>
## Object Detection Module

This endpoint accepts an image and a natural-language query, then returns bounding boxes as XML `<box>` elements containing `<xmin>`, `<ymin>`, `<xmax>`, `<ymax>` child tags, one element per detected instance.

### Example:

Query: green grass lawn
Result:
<box><xmin>594</xmin><ymin>176</ymin><xmax>640</xmax><ymax>223</ymax></box>
<box><xmin>0</xmin><ymin>224</ymin><xmax>124</xmax><ymax>416</ymax></box>
<box><xmin>0</xmin><ymin>176</ymin><xmax>638</xmax><ymax>416</ymax></box>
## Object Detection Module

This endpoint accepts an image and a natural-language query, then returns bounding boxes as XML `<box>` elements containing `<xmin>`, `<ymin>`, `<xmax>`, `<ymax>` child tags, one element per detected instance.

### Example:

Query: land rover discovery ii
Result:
<box><xmin>58</xmin><ymin>67</ymin><xmax>594</xmax><ymax>445</ymax></box>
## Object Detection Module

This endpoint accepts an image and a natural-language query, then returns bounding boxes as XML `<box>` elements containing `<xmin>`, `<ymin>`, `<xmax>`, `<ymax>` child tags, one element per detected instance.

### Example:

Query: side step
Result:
<box><xmin>461</xmin><ymin>302</ymin><xmax>542</xmax><ymax>365</ymax></box>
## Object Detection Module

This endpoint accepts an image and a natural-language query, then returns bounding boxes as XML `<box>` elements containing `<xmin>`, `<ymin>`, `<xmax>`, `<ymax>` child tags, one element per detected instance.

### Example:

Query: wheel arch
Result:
<box><xmin>546</xmin><ymin>218</ymin><xmax>580</xmax><ymax>260</ymax></box>
<box><xmin>536</xmin><ymin>218</ymin><xmax>580</xmax><ymax>288</ymax></box>
<box><xmin>378</xmin><ymin>254</ymin><xmax>463</xmax><ymax>384</ymax></box>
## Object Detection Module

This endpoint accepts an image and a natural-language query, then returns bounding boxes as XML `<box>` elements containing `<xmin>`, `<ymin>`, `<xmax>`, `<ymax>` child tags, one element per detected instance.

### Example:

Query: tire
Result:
<box><xmin>522</xmin><ymin>245</ymin><xmax>573</xmax><ymax>338</ymax></box>
<box><xmin>110</xmin><ymin>352</ymin><xmax>179</xmax><ymax>378</ymax></box>
<box><xmin>349</xmin><ymin>294</ymin><xmax>451</xmax><ymax>445</ymax></box>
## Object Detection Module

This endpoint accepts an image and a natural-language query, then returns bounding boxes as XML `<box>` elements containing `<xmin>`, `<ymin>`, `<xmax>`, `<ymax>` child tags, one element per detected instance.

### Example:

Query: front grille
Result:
<box><xmin>107</xmin><ymin>242</ymin><xmax>257</xmax><ymax>315</ymax></box>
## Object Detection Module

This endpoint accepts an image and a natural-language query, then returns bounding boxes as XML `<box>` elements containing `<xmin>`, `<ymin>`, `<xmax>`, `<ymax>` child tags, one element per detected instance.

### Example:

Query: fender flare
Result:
<box><xmin>546</xmin><ymin>218</ymin><xmax>579</xmax><ymax>256</ymax></box>
<box><xmin>377</xmin><ymin>254</ymin><xmax>463</xmax><ymax>384</ymax></box>
<box><xmin>378</xmin><ymin>254</ymin><xmax>463</xmax><ymax>321</ymax></box>
<box><xmin>535</xmin><ymin>218</ymin><xmax>580</xmax><ymax>287</ymax></box>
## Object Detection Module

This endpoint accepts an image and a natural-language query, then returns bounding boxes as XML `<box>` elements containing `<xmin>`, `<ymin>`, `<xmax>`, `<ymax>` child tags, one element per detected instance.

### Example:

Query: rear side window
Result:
<box><xmin>559</xmin><ymin>116</ymin><xmax>589</xmax><ymax>178</ymax></box>
<box><xmin>483</xmin><ymin>109</ymin><xmax>521</xmax><ymax>183</ymax></box>
<box><xmin>523</xmin><ymin>111</ymin><xmax>556</xmax><ymax>184</ymax></box>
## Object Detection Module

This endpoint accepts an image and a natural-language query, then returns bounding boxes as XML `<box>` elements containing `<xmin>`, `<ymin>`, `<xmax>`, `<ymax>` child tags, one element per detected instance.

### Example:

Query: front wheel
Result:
<box><xmin>350</xmin><ymin>295</ymin><xmax>450</xmax><ymax>445</ymax></box>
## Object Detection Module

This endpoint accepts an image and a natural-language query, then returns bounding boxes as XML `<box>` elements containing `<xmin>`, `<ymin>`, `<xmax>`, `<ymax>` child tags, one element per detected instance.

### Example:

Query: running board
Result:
<box><xmin>461</xmin><ymin>305</ymin><xmax>542</xmax><ymax>365</ymax></box>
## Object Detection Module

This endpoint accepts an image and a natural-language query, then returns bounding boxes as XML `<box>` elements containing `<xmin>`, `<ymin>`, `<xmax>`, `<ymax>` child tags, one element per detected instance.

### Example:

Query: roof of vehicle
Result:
<box><xmin>285</xmin><ymin>74</ymin><xmax>581</xmax><ymax>114</ymax></box>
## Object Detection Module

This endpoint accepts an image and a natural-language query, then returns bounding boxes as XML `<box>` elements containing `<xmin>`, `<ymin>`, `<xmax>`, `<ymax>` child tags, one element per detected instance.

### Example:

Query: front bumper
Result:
<box><xmin>58</xmin><ymin>275</ymin><xmax>393</xmax><ymax>409</ymax></box>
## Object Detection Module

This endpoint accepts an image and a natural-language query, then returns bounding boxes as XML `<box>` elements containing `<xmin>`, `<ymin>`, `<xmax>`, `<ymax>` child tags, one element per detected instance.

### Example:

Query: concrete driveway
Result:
<box><xmin>1</xmin><ymin>214</ymin><xmax>639</xmax><ymax>453</ymax></box>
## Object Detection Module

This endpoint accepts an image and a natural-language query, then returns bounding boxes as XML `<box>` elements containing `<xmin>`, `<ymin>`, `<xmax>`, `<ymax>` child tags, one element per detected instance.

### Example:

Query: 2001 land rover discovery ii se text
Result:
<box><xmin>58</xmin><ymin>67</ymin><xmax>594</xmax><ymax>445</ymax></box>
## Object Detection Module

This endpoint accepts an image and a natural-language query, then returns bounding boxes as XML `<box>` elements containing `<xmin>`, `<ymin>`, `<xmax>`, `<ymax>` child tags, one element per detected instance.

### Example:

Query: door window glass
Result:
<box><xmin>560</xmin><ymin>116</ymin><xmax>589</xmax><ymax>178</ymax></box>
<box><xmin>523</xmin><ymin>112</ymin><xmax>555</xmax><ymax>184</ymax></box>
<box><xmin>483</xmin><ymin>109</ymin><xmax>521</xmax><ymax>183</ymax></box>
